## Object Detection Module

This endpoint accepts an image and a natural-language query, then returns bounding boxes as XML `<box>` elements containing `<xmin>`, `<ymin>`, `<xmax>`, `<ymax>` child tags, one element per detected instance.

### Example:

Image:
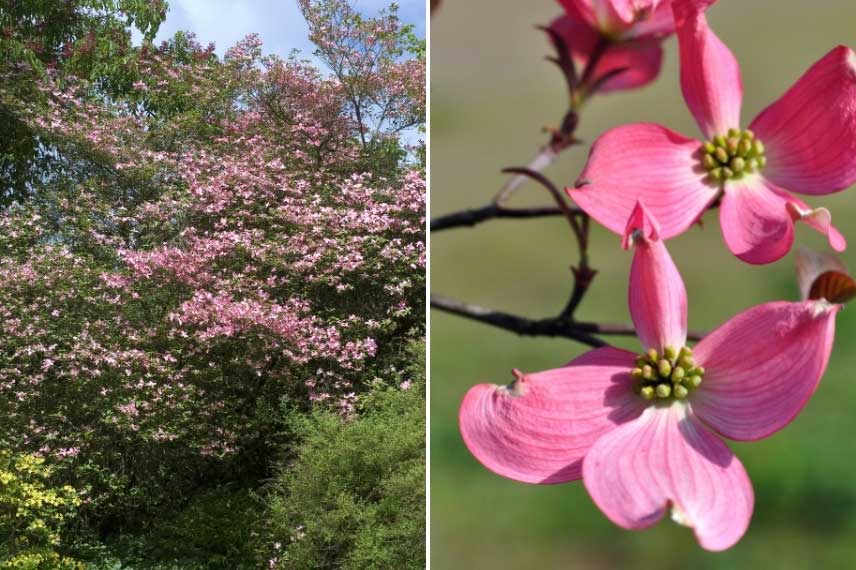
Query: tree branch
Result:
<box><xmin>430</xmin><ymin>203</ymin><xmax>569</xmax><ymax>231</ymax></box>
<box><xmin>431</xmin><ymin>294</ymin><xmax>607</xmax><ymax>347</ymax></box>
<box><xmin>432</xmin><ymin>294</ymin><xmax>706</xmax><ymax>348</ymax></box>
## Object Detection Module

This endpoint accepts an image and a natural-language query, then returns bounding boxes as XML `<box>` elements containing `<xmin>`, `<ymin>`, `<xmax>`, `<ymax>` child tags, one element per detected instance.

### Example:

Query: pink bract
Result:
<box><xmin>459</xmin><ymin>203</ymin><xmax>839</xmax><ymax>550</ymax></box>
<box><xmin>548</xmin><ymin>0</ymin><xmax>675</xmax><ymax>93</ymax></box>
<box><xmin>568</xmin><ymin>0</ymin><xmax>856</xmax><ymax>264</ymax></box>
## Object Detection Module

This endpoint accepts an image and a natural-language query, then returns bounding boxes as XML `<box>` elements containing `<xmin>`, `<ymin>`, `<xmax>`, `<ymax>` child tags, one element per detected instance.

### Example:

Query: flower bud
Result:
<box><xmin>730</xmin><ymin>157</ymin><xmax>745</xmax><ymax>172</ymax></box>
<box><xmin>726</xmin><ymin>138</ymin><xmax>740</xmax><ymax>156</ymax></box>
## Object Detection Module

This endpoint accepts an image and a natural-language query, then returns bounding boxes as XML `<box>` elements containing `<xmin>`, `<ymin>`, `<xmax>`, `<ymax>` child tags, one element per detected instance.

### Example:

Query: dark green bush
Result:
<box><xmin>263</xmin><ymin>348</ymin><xmax>425</xmax><ymax>570</ymax></box>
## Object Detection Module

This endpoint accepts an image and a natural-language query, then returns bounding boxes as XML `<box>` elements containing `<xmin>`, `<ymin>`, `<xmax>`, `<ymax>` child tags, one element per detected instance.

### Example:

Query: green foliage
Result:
<box><xmin>0</xmin><ymin>0</ymin><xmax>167</xmax><ymax>204</ymax></box>
<box><xmin>264</xmin><ymin>342</ymin><xmax>425</xmax><ymax>570</ymax></box>
<box><xmin>0</xmin><ymin>451</ymin><xmax>84</xmax><ymax>569</ymax></box>
<box><xmin>105</xmin><ymin>488</ymin><xmax>261</xmax><ymax>570</ymax></box>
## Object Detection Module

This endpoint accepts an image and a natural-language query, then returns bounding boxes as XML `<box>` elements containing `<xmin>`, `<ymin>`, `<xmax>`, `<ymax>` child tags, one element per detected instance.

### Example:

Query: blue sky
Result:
<box><xmin>134</xmin><ymin>0</ymin><xmax>425</xmax><ymax>59</ymax></box>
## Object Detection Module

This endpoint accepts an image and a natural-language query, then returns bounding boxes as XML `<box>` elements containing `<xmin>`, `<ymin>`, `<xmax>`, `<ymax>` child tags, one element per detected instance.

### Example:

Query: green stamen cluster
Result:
<box><xmin>632</xmin><ymin>346</ymin><xmax>704</xmax><ymax>401</ymax></box>
<box><xmin>701</xmin><ymin>128</ymin><xmax>766</xmax><ymax>183</ymax></box>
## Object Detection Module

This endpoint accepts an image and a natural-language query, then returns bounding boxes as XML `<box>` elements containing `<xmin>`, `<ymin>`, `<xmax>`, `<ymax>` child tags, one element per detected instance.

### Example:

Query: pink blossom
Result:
<box><xmin>568</xmin><ymin>0</ymin><xmax>856</xmax><ymax>264</ymax></box>
<box><xmin>548</xmin><ymin>0</ymin><xmax>675</xmax><ymax>92</ymax></box>
<box><xmin>56</xmin><ymin>447</ymin><xmax>80</xmax><ymax>458</ymax></box>
<box><xmin>459</xmin><ymin>203</ymin><xmax>839</xmax><ymax>550</ymax></box>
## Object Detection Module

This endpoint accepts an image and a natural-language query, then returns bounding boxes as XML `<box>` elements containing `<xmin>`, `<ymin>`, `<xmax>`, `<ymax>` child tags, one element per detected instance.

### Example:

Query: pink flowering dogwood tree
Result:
<box><xmin>435</xmin><ymin>0</ymin><xmax>854</xmax><ymax>550</ymax></box>
<box><xmin>0</xmin><ymin>6</ymin><xmax>424</xmax><ymax>545</ymax></box>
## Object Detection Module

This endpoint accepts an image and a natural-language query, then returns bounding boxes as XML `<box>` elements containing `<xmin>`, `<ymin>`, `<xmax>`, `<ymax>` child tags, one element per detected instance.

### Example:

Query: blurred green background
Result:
<box><xmin>430</xmin><ymin>1</ymin><xmax>856</xmax><ymax>568</ymax></box>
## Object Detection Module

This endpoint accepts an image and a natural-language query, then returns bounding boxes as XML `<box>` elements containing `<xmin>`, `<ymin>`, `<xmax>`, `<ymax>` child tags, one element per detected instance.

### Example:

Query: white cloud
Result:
<box><xmin>157</xmin><ymin>0</ymin><xmax>314</xmax><ymax>57</ymax></box>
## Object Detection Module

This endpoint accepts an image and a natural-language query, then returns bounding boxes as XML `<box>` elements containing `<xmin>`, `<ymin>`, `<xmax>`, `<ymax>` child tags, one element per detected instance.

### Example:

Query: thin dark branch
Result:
<box><xmin>558</xmin><ymin>263</ymin><xmax>596</xmax><ymax>319</ymax></box>
<box><xmin>432</xmin><ymin>294</ymin><xmax>706</xmax><ymax>347</ymax></box>
<box><xmin>431</xmin><ymin>294</ymin><xmax>606</xmax><ymax>347</ymax></box>
<box><xmin>431</xmin><ymin>203</ymin><xmax>570</xmax><ymax>232</ymax></box>
<box><xmin>500</xmin><ymin>167</ymin><xmax>577</xmax><ymax>219</ymax></box>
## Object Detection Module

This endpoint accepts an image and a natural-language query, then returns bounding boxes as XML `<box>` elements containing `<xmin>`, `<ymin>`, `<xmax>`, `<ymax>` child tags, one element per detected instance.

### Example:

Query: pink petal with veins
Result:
<box><xmin>583</xmin><ymin>403</ymin><xmax>754</xmax><ymax>551</ymax></box>
<box><xmin>459</xmin><ymin>347</ymin><xmax>646</xmax><ymax>484</ymax></box>
<box><xmin>673</xmin><ymin>0</ymin><xmax>742</xmax><ymax>138</ymax></box>
<box><xmin>692</xmin><ymin>301</ymin><xmax>839</xmax><ymax>441</ymax></box>
<box><xmin>625</xmin><ymin>203</ymin><xmax>688</xmax><ymax>352</ymax></box>
<box><xmin>751</xmin><ymin>46</ymin><xmax>856</xmax><ymax>196</ymax></box>
<box><xmin>569</xmin><ymin>123</ymin><xmax>718</xmax><ymax>239</ymax></box>
<box><xmin>719</xmin><ymin>177</ymin><xmax>794</xmax><ymax>265</ymax></box>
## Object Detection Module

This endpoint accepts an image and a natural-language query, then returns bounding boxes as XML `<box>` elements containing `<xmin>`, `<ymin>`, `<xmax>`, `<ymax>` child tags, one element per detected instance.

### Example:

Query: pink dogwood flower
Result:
<box><xmin>568</xmin><ymin>0</ymin><xmax>856</xmax><ymax>264</ymax></box>
<box><xmin>459</xmin><ymin>203</ymin><xmax>839</xmax><ymax>550</ymax></box>
<box><xmin>548</xmin><ymin>0</ymin><xmax>676</xmax><ymax>93</ymax></box>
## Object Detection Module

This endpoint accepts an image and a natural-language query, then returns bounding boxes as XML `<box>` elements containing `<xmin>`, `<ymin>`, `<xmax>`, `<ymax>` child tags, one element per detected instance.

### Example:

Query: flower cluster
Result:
<box><xmin>459</xmin><ymin>0</ymin><xmax>856</xmax><ymax>551</ymax></box>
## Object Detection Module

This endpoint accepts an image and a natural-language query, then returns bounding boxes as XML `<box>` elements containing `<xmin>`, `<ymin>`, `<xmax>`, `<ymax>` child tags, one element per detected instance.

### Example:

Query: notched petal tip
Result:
<box><xmin>669</xmin><ymin>502</ymin><xmax>693</xmax><ymax>528</ymax></box>
<box><xmin>622</xmin><ymin>201</ymin><xmax>661</xmax><ymax>249</ymax></box>
<box><xmin>496</xmin><ymin>368</ymin><xmax>528</xmax><ymax>397</ymax></box>
<box><xmin>809</xmin><ymin>298</ymin><xmax>842</xmax><ymax>318</ymax></box>
<box><xmin>834</xmin><ymin>44</ymin><xmax>856</xmax><ymax>72</ymax></box>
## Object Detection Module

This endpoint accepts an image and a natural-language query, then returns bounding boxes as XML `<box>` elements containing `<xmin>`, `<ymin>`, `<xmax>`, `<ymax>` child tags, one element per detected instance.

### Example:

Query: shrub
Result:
<box><xmin>0</xmin><ymin>451</ymin><xmax>84</xmax><ymax>569</ymax></box>
<box><xmin>264</xmin><ymin>343</ymin><xmax>425</xmax><ymax>569</ymax></box>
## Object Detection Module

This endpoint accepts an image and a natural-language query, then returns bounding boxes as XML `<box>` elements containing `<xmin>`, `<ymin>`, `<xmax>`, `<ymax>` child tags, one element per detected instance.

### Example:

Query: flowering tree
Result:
<box><xmin>298</xmin><ymin>0</ymin><xmax>426</xmax><ymax>157</ymax></box>
<box><xmin>0</xmin><ymin>1</ymin><xmax>423</xmax><ymax>566</ymax></box>
<box><xmin>438</xmin><ymin>0</ymin><xmax>856</xmax><ymax>551</ymax></box>
<box><xmin>0</xmin><ymin>0</ymin><xmax>168</xmax><ymax>204</ymax></box>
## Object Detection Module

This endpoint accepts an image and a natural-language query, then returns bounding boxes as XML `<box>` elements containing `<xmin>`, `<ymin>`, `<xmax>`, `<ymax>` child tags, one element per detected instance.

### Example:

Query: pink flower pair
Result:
<box><xmin>459</xmin><ymin>203</ymin><xmax>839</xmax><ymax>550</ymax></box>
<box><xmin>548</xmin><ymin>0</ymin><xmax>675</xmax><ymax>93</ymax></box>
<box><xmin>568</xmin><ymin>0</ymin><xmax>856</xmax><ymax>264</ymax></box>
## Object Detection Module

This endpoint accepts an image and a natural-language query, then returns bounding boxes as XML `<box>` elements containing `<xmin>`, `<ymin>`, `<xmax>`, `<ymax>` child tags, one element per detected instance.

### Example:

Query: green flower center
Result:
<box><xmin>632</xmin><ymin>345</ymin><xmax>704</xmax><ymax>401</ymax></box>
<box><xmin>701</xmin><ymin>128</ymin><xmax>766</xmax><ymax>183</ymax></box>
